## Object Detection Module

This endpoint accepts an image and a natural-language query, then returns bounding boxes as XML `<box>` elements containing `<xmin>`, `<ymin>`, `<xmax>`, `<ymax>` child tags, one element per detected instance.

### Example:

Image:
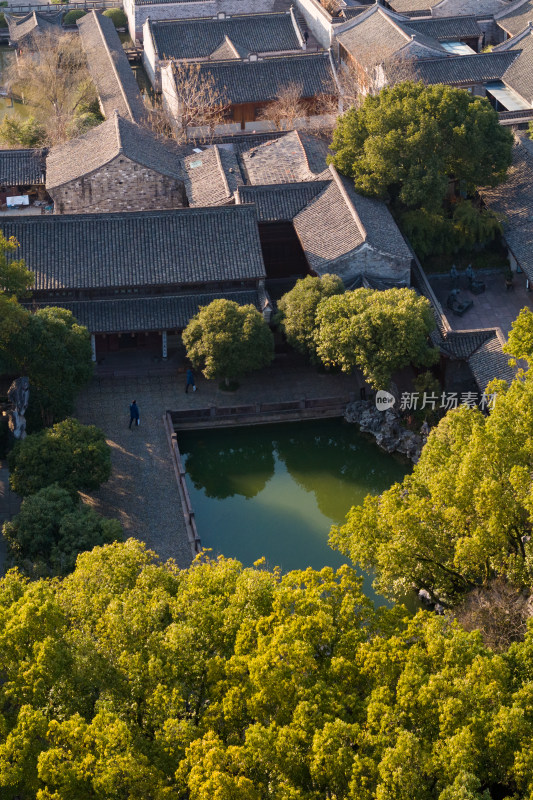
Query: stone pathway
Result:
<box><xmin>75</xmin><ymin>356</ymin><xmax>360</xmax><ymax>567</ymax></box>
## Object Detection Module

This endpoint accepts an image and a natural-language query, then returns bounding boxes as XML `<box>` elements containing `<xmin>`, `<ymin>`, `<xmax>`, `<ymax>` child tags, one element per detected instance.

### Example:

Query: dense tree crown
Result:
<box><xmin>3</xmin><ymin>484</ymin><xmax>121</xmax><ymax>578</ymax></box>
<box><xmin>183</xmin><ymin>299</ymin><xmax>274</xmax><ymax>385</ymax></box>
<box><xmin>8</xmin><ymin>418</ymin><xmax>111</xmax><ymax>498</ymax></box>
<box><xmin>276</xmin><ymin>274</ymin><xmax>345</xmax><ymax>362</ymax></box>
<box><xmin>329</xmin><ymin>82</ymin><xmax>512</xmax><ymax>257</ymax></box>
<box><xmin>331</xmin><ymin>359</ymin><xmax>533</xmax><ymax>606</ymax></box>
<box><xmin>314</xmin><ymin>287</ymin><xmax>438</xmax><ymax>388</ymax></box>
<box><xmin>0</xmin><ymin>542</ymin><xmax>533</xmax><ymax>800</ymax></box>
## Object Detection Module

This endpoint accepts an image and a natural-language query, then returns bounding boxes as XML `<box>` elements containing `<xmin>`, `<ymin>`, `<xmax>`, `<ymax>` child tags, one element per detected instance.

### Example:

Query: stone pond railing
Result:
<box><xmin>163</xmin><ymin>412</ymin><xmax>202</xmax><ymax>558</ymax></box>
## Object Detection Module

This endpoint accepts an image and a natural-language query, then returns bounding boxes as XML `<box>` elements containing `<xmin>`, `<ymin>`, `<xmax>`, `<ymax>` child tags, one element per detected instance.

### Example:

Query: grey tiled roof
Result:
<box><xmin>482</xmin><ymin>135</ymin><xmax>533</xmax><ymax>280</ymax></box>
<box><xmin>6</xmin><ymin>10</ymin><xmax>62</xmax><ymax>44</ymax></box>
<box><xmin>27</xmin><ymin>290</ymin><xmax>263</xmax><ymax>333</ymax></box>
<box><xmin>194</xmin><ymin>53</ymin><xmax>335</xmax><ymax>105</ymax></box>
<box><xmin>0</xmin><ymin>149</ymin><xmax>45</xmax><ymax>186</ymax></box>
<box><xmin>241</xmin><ymin>130</ymin><xmax>330</xmax><ymax>185</ymax></box>
<box><xmin>467</xmin><ymin>331</ymin><xmax>516</xmax><ymax>391</ymax></box>
<box><xmin>496</xmin><ymin>0</ymin><xmax>533</xmax><ymax>36</ymax></box>
<box><xmin>442</xmin><ymin>329</ymin><xmax>494</xmax><ymax>359</ymax></box>
<box><xmin>336</xmin><ymin>6</ymin><xmax>448</xmax><ymax>62</ymax></box>
<box><xmin>389</xmin><ymin>0</ymin><xmax>506</xmax><ymax>12</ymax></box>
<box><xmin>414</xmin><ymin>51</ymin><xmax>519</xmax><ymax>84</ymax></box>
<box><xmin>181</xmin><ymin>145</ymin><xmax>244</xmax><ymax>206</ymax></box>
<box><xmin>2</xmin><ymin>206</ymin><xmax>265</xmax><ymax>291</ymax></box>
<box><xmin>497</xmin><ymin>27</ymin><xmax>533</xmax><ymax>102</ymax></box>
<box><xmin>151</xmin><ymin>13</ymin><xmax>301</xmax><ymax>60</ymax></box>
<box><xmin>77</xmin><ymin>11</ymin><xmax>147</xmax><ymax>124</ymax></box>
<box><xmin>292</xmin><ymin>166</ymin><xmax>412</xmax><ymax>270</ymax></box>
<box><xmin>236</xmin><ymin>181</ymin><xmax>329</xmax><ymax>220</ymax></box>
<box><xmin>407</xmin><ymin>15</ymin><xmax>482</xmax><ymax>39</ymax></box>
<box><xmin>46</xmin><ymin>113</ymin><xmax>183</xmax><ymax>189</ymax></box>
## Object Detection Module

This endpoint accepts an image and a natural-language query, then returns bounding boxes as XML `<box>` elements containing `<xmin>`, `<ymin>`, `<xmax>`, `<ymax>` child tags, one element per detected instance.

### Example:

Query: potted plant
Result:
<box><xmin>505</xmin><ymin>268</ymin><xmax>514</xmax><ymax>289</ymax></box>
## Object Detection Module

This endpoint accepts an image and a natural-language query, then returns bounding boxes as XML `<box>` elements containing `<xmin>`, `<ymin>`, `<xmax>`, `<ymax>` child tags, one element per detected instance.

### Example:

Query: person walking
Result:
<box><xmin>185</xmin><ymin>368</ymin><xmax>197</xmax><ymax>393</ymax></box>
<box><xmin>129</xmin><ymin>400</ymin><xmax>140</xmax><ymax>429</ymax></box>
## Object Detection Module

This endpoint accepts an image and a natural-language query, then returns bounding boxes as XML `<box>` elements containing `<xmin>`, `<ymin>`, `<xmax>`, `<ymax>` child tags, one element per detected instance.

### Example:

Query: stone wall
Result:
<box><xmin>50</xmin><ymin>155</ymin><xmax>186</xmax><ymax>214</ymax></box>
<box><xmin>318</xmin><ymin>243</ymin><xmax>412</xmax><ymax>288</ymax></box>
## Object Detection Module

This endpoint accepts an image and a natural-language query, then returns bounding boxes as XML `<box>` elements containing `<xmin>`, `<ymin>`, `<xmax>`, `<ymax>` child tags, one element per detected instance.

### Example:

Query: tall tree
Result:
<box><xmin>0</xmin><ymin>544</ymin><xmax>533</xmax><ymax>799</ymax></box>
<box><xmin>276</xmin><ymin>274</ymin><xmax>345</xmax><ymax>363</ymax></box>
<box><xmin>314</xmin><ymin>287</ymin><xmax>438</xmax><ymax>388</ymax></box>
<box><xmin>5</xmin><ymin>31</ymin><xmax>100</xmax><ymax>145</ymax></box>
<box><xmin>183</xmin><ymin>299</ymin><xmax>274</xmax><ymax>386</ymax></box>
<box><xmin>1</xmin><ymin>306</ymin><xmax>93</xmax><ymax>427</ymax></box>
<box><xmin>329</xmin><ymin>82</ymin><xmax>512</xmax><ymax>256</ymax></box>
<box><xmin>331</xmin><ymin>365</ymin><xmax>533</xmax><ymax>606</ymax></box>
<box><xmin>329</xmin><ymin>82</ymin><xmax>512</xmax><ymax>210</ymax></box>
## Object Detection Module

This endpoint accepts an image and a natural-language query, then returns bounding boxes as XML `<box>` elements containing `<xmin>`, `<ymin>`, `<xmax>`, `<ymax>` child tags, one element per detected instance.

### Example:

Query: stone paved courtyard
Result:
<box><xmin>429</xmin><ymin>270</ymin><xmax>533</xmax><ymax>337</ymax></box>
<box><xmin>75</xmin><ymin>355</ymin><xmax>360</xmax><ymax>567</ymax></box>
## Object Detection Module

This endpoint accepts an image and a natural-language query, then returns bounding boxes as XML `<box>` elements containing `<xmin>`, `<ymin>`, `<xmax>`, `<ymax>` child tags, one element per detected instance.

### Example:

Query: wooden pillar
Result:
<box><xmin>162</xmin><ymin>330</ymin><xmax>168</xmax><ymax>359</ymax></box>
<box><xmin>90</xmin><ymin>334</ymin><xmax>96</xmax><ymax>362</ymax></box>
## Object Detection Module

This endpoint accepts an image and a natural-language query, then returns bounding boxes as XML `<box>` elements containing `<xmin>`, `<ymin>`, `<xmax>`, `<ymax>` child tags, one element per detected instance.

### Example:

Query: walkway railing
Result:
<box><xmin>163</xmin><ymin>412</ymin><xmax>202</xmax><ymax>558</ymax></box>
<box><xmin>169</xmin><ymin>394</ymin><xmax>357</xmax><ymax>431</ymax></box>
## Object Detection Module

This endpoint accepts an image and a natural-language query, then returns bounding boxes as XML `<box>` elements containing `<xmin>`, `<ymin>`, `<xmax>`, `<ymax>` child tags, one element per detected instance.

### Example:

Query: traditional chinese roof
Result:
<box><xmin>292</xmin><ymin>166</ymin><xmax>412</xmax><ymax>272</ymax></box>
<box><xmin>388</xmin><ymin>0</ymin><xmax>506</xmax><ymax>14</ymax></box>
<box><xmin>2</xmin><ymin>206</ymin><xmax>265</xmax><ymax>291</ymax></box>
<box><xmin>414</xmin><ymin>50</ymin><xmax>519</xmax><ymax>84</ymax></box>
<box><xmin>494</xmin><ymin>25</ymin><xmax>533</xmax><ymax>103</ymax></box>
<box><xmin>495</xmin><ymin>0</ymin><xmax>533</xmax><ymax>36</ymax></box>
<box><xmin>467</xmin><ymin>330</ymin><xmax>516</xmax><ymax>391</ymax></box>
<box><xmin>0</xmin><ymin>149</ymin><xmax>45</xmax><ymax>186</ymax></box>
<box><xmin>407</xmin><ymin>15</ymin><xmax>482</xmax><ymax>40</ymax></box>
<box><xmin>46</xmin><ymin>112</ymin><xmax>183</xmax><ymax>189</ymax></box>
<box><xmin>240</xmin><ymin>130</ymin><xmax>330</xmax><ymax>185</ymax></box>
<box><xmin>482</xmin><ymin>134</ymin><xmax>533</xmax><ymax>280</ymax></box>
<box><xmin>335</xmin><ymin>5</ymin><xmax>448</xmax><ymax>63</ymax></box>
<box><xmin>149</xmin><ymin>12</ymin><xmax>302</xmax><ymax>61</ymax></box>
<box><xmin>181</xmin><ymin>145</ymin><xmax>244</xmax><ymax>206</ymax></box>
<box><xmin>236</xmin><ymin>181</ymin><xmax>329</xmax><ymax>221</ymax></box>
<box><xmin>27</xmin><ymin>290</ymin><xmax>264</xmax><ymax>333</ymax></box>
<box><xmin>77</xmin><ymin>11</ymin><xmax>147</xmax><ymax>123</ymax></box>
<box><xmin>190</xmin><ymin>52</ymin><xmax>336</xmax><ymax>106</ymax></box>
<box><xmin>6</xmin><ymin>10</ymin><xmax>62</xmax><ymax>45</ymax></box>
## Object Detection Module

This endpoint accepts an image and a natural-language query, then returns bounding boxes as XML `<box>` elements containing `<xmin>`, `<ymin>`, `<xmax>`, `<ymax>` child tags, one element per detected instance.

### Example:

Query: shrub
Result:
<box><xmin>63</xmin><ymin>9</ymin><xmax>87</xmax><ymax>24</ymax></box>
<box><xmin>8</xmin><ymin>418</ymin><xmax>112</xmax><ymax>497</ymax></box>
<box><xmin>0</xmin><ymin>12</ymin><xmax>7</xmax><ymax>28</ymax></box>
<box><xmin>102</xmin><ymin>7</ymin><xmax>127</xmax><ymax>27</ymax></box>
<box><xmin>3</xmin><ymin>484</ymin><xmax>122</xmax><ymax>577</ymax></box>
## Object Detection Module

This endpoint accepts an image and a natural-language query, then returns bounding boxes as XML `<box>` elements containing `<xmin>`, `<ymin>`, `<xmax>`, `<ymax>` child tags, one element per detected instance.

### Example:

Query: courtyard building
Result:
<box><xmin>46</xmin><ymin>111</ymin><xmax>186</xmax><ymax>214</ymax></box>
<box><xmin>143</xmin><ymin>10</ymin><xmax>308</xmax><ymax>89</ymax></box>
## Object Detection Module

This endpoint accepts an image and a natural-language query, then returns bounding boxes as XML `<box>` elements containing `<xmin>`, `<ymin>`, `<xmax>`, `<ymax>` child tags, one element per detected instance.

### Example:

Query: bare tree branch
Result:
<box><xmin>6</xmin><ymin>31</ymin><xmax>100</xmax><ymax>145</ymax></box>
<box><xmin>162</xmin><ymin>62</ymin><xmax>229</xmax><ymax>144</ymax></box>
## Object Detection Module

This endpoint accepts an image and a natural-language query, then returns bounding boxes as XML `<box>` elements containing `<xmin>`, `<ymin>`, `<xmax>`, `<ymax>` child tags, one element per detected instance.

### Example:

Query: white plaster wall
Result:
<box><xmin>294</xmin><ymin>0</ymin><xmax>334</xmax><ymax>48</ymax></box>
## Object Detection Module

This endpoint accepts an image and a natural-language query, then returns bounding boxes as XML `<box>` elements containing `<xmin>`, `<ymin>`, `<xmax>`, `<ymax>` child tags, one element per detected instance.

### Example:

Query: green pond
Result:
<box><xmin>179</xmin><ymin>419</ymin><xmax>410</xmax><ymax>604</ymax></box>
<box><xmin>0</xmin><ymin>45</ymin><xmax>29</xmax><ymax>120</ymax></box>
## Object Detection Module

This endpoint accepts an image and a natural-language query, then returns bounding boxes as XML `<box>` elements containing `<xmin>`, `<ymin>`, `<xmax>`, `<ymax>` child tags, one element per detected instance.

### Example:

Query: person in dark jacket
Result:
<box><xmin>129</xmin><ymin>400</ymin><xmax>140</xmax><ymax>429</ymax></box>
<box><xmin>185</xmin><ymin>368</ymin><xmax>196</xmax><ymax>393</ymax></box>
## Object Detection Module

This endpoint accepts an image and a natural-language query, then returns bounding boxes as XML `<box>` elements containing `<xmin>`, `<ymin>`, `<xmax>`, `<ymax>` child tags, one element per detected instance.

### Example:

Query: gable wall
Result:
<box><xmin>313</xmin><ymin>243</ymin><xmax>412</xmax><ymax>288</ymax></box>
<box><xmin>48</xmin><ymin>155</ymin><xmax>186</xmax><ymax>215</ymax></box>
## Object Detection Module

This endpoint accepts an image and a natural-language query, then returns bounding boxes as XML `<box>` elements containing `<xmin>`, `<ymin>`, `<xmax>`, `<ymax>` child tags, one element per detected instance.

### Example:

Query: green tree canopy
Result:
<box><xmin>183</xmin><ymin>299</ymin><xmax>274</xmax><ymax>385</ymax></box>
<box><xmin>0</xmin><ymin>543</ymin><xmax>533</xmax><ymax>799</ymax></box>
<box><xmin>314</xmin><ymin>287</ymin><xmax>438</xmax><ymax>389</ymax></box>
<box><xmin>0</xmin><ymin>231</ymin><xmax>34</xmax><ymax>298</ymax></box>
<box><xmin>276</xmin><ymin>274</ymin><xmax>345</xmax><ymax>362</ymax></box>
<box><xmin>329</xmin><ymin>82</ymin><xmax>512</xmax><ymax>212</ymax></box>
<box><xmin>3</xmin><ymin>484</ymin><xmax>121</xmax><ymax>577</ymax></box>
<box><xmin>8</xmin><ymin>418</ymin><xmax>111</xmax><ymax>497</ymax></box>
<box><xmin>331</xmin><ymin>366</ymin><xmax>533</xmax><ymax>606</ymax></box>
<box><xmin>504</xmin><ymin>307</ymin><xmax>533</xmax><ymax>365</ymax></box>
<box><xmin>0</xmin><ymin>305</ymin><xmax>93</xmax><ymax>428</ymax></box>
